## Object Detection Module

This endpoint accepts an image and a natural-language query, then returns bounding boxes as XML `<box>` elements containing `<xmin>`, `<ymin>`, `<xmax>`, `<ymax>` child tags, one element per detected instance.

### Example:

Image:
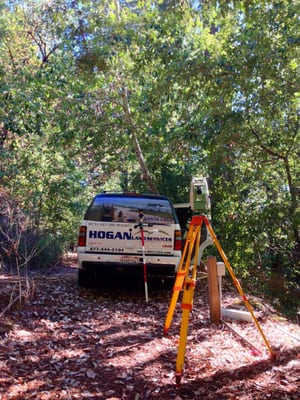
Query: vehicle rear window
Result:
<box><xmin>85</xmin><ymin>195</ymin><xmax>176</xmax><ymax>224</ymax></box>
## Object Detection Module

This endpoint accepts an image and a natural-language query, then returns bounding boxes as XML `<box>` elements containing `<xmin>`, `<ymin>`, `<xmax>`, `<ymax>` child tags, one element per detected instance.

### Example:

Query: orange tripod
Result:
<box><xmin>164</xmin><ymin>215</ymin><xmax>274</xmax><ymax>385</ymax></box>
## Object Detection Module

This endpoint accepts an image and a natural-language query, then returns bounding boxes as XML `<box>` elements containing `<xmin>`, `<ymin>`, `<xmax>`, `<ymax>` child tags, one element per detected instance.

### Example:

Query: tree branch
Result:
<box><xmin>248</xmin><ymin>124</ymin><xmax>286</xmax><ymax>160</ymax></box>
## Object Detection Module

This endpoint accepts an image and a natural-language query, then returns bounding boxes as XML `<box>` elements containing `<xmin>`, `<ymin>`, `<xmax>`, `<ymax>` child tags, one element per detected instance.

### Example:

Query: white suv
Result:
<box><xmin>77</xmin><ymin>193</ymin><xmax>182</xmax><ymax>287</ymax></box>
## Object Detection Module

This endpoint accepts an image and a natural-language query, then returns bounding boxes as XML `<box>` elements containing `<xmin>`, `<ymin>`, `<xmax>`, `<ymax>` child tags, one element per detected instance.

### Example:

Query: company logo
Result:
<box><xmin>88</xmin><ymin>231</ymin><xmax>171</xmax><ymax>242</ymax></box>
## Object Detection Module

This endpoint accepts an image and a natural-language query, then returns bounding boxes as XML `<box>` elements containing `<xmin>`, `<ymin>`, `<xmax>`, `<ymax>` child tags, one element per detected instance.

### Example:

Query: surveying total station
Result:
<box><xmin>164</xmin><ymin>177</ymin><xmax>274</xmax><ymax>385</ymax></box>
<box><xmin>190</xmin><ymin>176</ymin><xmax>211</xmax><ymax>219</ymax></box>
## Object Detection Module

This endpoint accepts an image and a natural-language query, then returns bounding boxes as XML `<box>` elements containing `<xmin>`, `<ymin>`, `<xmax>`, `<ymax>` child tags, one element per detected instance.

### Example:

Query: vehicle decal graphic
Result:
<box><xmin>88</xmin><ymin>230</ymin><xmax>172</xmax><ymax>242</ymax></box>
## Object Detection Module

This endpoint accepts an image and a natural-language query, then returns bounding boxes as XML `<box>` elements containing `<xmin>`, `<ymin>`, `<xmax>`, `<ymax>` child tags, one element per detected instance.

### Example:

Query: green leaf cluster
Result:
<box><xmin>0</xmin><ymin>0</ymin><xmax>299</xmax><ymax>311</ymax></box>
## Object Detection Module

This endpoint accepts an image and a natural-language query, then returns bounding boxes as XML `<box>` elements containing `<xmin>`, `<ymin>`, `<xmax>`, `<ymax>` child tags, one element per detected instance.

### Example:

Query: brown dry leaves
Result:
<box><xmin>0</xmin><ymin>267</ymin><xmax>299</xmax><ymax>400</ymax></box>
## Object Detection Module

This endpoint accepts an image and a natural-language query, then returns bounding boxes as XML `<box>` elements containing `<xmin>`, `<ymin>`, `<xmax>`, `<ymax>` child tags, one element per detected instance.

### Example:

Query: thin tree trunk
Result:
<box><xmin>283</xmin><ymin>155</ymin><xmax>300</xmax><ymax>261</ymax></box>
<box><xmin>114</xmin><ymin>0</ymin><xmax>159</xmax><ymax>194</ymax></box>
<box><xmin>250</xmin><ymin>125</ymin><xmax>300</xmax><ymax>262</ymax></box>
<box><xmin>121</xmin><ymin>87</ymin><xmax>159</xmax><ymax>193</ymax></box>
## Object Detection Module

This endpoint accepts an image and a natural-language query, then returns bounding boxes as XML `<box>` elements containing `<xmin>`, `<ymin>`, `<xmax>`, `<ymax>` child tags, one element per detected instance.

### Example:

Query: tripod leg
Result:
<box><xmin>204</xmin><ymin>217</ymin><xmax>273</xmax><ymax>355</ymax></box>
<box><xmin>164</xmin><ymin>255</ymin><xmax>189</xmax><ymax>334</ymax></box>
<box><xmin>175</xmin><ymin>277</ymin><xmax>196</xmax><ymax>385</ymax></box>
<box><xmin>164</xmin><ymin>226</ymin><xmax>197</xmax><ymax>335</ymax></box>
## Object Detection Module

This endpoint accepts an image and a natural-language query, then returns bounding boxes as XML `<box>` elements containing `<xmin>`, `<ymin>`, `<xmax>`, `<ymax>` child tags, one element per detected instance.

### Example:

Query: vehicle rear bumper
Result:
<box><xmin>78</xmin><ymin>252</ymin><xmax>180</xmax><ymax>275</ymax></box>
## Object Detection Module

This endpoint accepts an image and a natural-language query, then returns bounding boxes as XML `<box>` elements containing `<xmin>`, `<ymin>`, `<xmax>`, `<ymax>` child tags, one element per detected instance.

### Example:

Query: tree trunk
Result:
<box><xmin>115</xmin><ymin>0</ymin><xmax>159</xmax><ymax>194</ymax></box>
<box><xmin>283</xmin><ymin>156</ymin><xmax>300</xmax><ymax>263</ymax></box>
<box><xmin>250</xmin><ymin>125</ymin><xmax>299</xmax><ymax>263</ymax></box>
<box><xmin>121</xmin><ymin>87</ymin><xmax>159</xmax><ymax>194</ymax></box>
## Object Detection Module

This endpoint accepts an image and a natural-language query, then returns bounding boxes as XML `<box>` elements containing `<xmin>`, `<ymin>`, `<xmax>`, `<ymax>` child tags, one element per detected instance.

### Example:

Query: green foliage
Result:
<box><xmin>206</xmin><ymin>1</ymin><xmax>299</xmax><ymax>278</ymax></box>
<box><xmin>0</xmin><ymin>2</ymin><xmax>91</xmax><ymax>262</ymax></box>
<box><xmin>0</xmin><ymin>0</ymin><xmax>299</xmax><ymax>315</ymax></box>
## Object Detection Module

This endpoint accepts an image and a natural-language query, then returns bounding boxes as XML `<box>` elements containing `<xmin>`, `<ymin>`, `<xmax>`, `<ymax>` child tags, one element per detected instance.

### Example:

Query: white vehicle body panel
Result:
<box><xmin>77</xmin><ymin>193</ymin><xmax>182</xmax><ymax>278</ymax></box>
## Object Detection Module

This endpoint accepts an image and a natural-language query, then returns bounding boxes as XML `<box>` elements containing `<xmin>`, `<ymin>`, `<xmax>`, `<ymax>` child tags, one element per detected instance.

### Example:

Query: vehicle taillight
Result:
<box><xmin>174</xmin><ymin>230</ymin><xmax>182</xmax><ymax>251</ymax></box>
<box><xmin>78</xmin><ymin>226</ymin><xmax>87</xmax><ymax>247</ymax></box>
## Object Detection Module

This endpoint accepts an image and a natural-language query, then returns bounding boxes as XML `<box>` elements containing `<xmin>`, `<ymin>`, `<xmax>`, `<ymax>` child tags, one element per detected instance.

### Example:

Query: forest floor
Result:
<box><xmin>0</xmin><ymin>255</ymin><xmax>300</xmax><ymax>400</ymax></box>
